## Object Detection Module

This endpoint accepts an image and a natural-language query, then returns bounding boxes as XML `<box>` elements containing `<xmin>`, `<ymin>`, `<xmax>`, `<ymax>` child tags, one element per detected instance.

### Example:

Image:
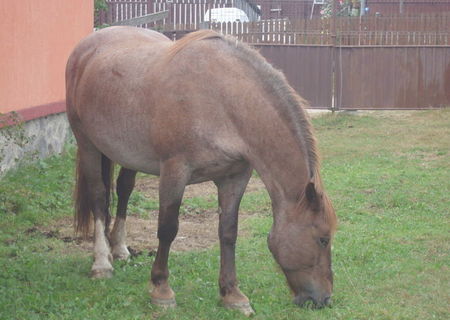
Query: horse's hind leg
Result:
<box><xmin>110</xmin><ymin>167</ymin><xmax>137</xmax><ymax>261</ymax></box>
<box><xmin>76</xmin><ymin>143</ymin><xmax>114</xmax><ymax>278</ymax></box>
<box><xmin>214</xmin><ymin>166</ymin><xmax>254</xmax><ymax>316</ymax></box>
<box><xmin>150</xmin><ymin>158</ymin><xmax>189</xmax><ymax>308</ymax></box>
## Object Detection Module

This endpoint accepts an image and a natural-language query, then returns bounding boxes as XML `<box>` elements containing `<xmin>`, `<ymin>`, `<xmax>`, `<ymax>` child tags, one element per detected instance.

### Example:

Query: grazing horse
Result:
<box><xmin>66</xmin><ymin>26</ymin><xmax>337</xmax><ymax>315</ymax></box>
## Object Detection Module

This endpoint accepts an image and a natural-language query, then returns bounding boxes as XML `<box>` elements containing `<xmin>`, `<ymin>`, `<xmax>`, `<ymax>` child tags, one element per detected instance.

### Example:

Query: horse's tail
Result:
<box><xmin>74</xmin><ymin>151</ymin><xmax>114</xmax><ymax>238</ymax></box>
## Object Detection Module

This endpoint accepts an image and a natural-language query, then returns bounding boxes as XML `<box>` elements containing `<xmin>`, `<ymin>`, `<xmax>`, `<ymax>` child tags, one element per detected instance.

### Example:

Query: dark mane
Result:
<box><xmin>167</xmin><ymin>30</ymin><xmax>319</xmax><ymax>180</ymax></box>
<box><xmin>222</xmin><ymin>35</ymin><xmax>319</xmax><ymax>180</ymax></box>
<box><xmin>221</xmin><ymin>38</ymin><xmax>336</xmax><ymax>233</ymax></box>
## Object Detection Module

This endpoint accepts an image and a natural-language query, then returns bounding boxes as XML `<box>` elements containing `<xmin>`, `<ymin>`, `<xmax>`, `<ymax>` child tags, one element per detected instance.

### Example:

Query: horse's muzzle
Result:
<box><xmin>293</xmin><ymin>294</ymin><xmax>332</xmax><ymax>309</ymax></box>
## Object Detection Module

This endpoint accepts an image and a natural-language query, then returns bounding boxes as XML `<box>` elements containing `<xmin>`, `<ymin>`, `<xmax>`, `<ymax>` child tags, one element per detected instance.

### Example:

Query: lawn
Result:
<box><xmin>0</xmin><ymin>110</ymin><xmax>449</xmax><ymax>319</ymax></box>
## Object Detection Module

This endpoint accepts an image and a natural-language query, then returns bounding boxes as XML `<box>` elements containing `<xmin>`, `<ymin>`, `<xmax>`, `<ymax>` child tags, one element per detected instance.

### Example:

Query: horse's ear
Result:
<box><xmin>305</xmin><ymin>181</ymin><xmax>317</xmax><ymax>203</ymax></box>
<box><xmin>305</xmin><ymin>181</ymin><xmax>321</xmax><ymax>211</ymax></box>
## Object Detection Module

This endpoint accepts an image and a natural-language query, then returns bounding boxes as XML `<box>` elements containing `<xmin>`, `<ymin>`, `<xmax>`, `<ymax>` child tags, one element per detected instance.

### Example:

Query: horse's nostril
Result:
<box><xmin>323</xmin><ymin>296</ymin><xmax>332</xmax><ymax>306</ymax></box>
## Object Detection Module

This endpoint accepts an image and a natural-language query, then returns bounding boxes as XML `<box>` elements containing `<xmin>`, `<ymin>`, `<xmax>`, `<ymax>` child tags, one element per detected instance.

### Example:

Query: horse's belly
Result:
<box><xmin>101</xmin><ymin>140</ymin><xmax>245</xmax><ymax>182</ymax></box>
<box><xmin>188</xmin><ymin>160</ymin><xmax>248</xmax><ymax>185</ymax></box>
<box><xmin>84</xmin><ymin>124</ymin><xmax>161</xmax><ymax>175</ymax></box>
<box><xmin>111</xmin><ymin>151</ymin><xmax>160</xmax><ymax>175</ymax></box>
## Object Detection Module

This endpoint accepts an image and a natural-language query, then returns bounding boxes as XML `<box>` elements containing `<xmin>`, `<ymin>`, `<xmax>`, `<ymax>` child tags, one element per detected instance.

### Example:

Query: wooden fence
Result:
<box><xmin>256</xmin><ymin>45</ymin><xmax>334</xmax><ymax>108</ymax></box>
<box><xmin>97</xmin><ymin>1</ymin><xmax>450</xmax><ymax>45</ymax></box>
<box><xmin>257</xmin><ymin>44</ymin><xmax>450</xmax><ymax>110</ymax></box>
<box><xmin>96</xmin><ymin>1</ymin><xmax>450</xmax><ymax>109</ymax></box>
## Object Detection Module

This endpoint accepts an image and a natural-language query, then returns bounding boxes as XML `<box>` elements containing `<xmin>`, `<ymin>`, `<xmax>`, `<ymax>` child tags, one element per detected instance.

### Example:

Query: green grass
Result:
<box><xmin>1</xmin><ymin>110</ymin><xmax>449</xmax><ymax>319</ymax></box>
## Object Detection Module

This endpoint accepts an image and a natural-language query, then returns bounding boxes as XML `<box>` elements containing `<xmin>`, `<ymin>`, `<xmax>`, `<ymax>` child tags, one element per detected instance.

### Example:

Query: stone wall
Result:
<box><xmin>0</xmin><ymin>113</ymin><xmax>71</xmax><ymax>175</ymax></box>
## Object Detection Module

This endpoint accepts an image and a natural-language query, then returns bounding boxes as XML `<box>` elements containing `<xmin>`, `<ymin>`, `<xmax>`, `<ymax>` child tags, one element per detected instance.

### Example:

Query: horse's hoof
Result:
<box><xmin>112</xmin><ymin>253</ymin><xmax>130</xmax><ymax>261</ymax></box>
<box><xmin>90</xmin><ymin>268</ymin><xmax>113</xmax><ymax>279</ymax></box>
<box><xmin>112</xmin><ymin>246</ymin><xmax>130</xmax><ymax>261</ymax></box>
<box><xmin>224</xmin><ymin>302</ymin><xmax>255</xmax><ymax>317</ymax></box>
<box><xmin>150</xmin><ymin>283</ymin><xmax>176</xmax><ymax>309</ymax></box>
<box><xmin>151</xmin><ymin>297</ymin><xmax>177</xmax><ymax>309</ymax></box>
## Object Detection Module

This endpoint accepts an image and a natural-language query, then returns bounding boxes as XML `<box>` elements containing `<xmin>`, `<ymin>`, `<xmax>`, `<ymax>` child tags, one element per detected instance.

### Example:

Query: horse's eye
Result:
<box><xmin>319</xmin><ymin>237</ymin><xmax>330</xmax><ymax>248</ymax></box>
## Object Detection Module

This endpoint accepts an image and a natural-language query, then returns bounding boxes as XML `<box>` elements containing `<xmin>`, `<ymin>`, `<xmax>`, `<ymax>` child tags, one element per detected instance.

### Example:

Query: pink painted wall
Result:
<box><xmin>0</xmin><ymin>0</ymin><xmax>93</xmax><ymax>114</ymax></box>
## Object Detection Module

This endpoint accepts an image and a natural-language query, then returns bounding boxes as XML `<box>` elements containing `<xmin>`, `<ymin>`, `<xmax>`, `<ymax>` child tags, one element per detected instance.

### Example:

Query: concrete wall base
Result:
<box><xmin>0</xmin><ymin>113</ymin><xmax>71</xmax><ymax>175</ymax></box>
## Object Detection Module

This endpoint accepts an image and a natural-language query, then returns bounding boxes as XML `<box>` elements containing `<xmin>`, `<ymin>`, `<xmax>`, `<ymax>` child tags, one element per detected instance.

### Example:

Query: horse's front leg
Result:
<box><xmin>214</xmin><ymin>166</ymin><xmax>254</xmax><ymax>316</ymax></box>
<box><xmin>150</xmin><ymin>159</ymin><xmax>189</xmax><ymax>308</ymax></box>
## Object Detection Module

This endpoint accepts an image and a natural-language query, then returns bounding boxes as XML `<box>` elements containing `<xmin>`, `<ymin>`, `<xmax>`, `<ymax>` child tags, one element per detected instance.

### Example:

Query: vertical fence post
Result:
<box><xmin>208</xmin><ymin>0</ymin><xmax>212</xmax><ymax>29</ymax></box>
<box><xmin>331</xmin><ymin>0</ymin><xmax>338</xmax><ymax>112</ymax></box>
<box><xmin>147</xmin><ymin>0</ymin><xmax>152</xmax><ymax>30</ymax></box>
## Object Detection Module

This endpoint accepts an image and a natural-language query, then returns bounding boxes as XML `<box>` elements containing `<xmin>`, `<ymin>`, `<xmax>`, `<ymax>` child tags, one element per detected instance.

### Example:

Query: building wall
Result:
<box><xmin>0</xmin><ymin>1</ymin><xmax>93</xmax><ymax>175</ymax></box>
<box><xmin>0</xmin><ymin>0</ymin><xmax>93</xmax><ymax>114</ymax></box>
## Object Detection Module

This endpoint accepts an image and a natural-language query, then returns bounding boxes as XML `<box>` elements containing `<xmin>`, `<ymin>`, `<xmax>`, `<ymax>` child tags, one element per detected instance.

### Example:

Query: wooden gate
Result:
<box><xmin>335</xmin><ymin>46</ymin><xmax>450</xmax><ymax>109</ymax></box>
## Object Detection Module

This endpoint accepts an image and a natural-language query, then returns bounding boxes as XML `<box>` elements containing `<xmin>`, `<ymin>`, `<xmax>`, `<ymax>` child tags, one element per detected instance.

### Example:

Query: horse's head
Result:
<box><xmin>268</xmin><ymin>181</ymin><xmax>336</xmax><ymax>308</ymax></box>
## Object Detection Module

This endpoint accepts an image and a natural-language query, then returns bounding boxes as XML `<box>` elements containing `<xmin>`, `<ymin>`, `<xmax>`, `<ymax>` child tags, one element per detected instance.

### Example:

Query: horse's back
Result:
<box><xmin>67</xmin><ymin>26</ymin><xmax>169</xmax><ymax>62</ymax></box>
<box><xmin>66</xmin><ymin>26</ymin><xmax>170</xmax><ymax>98</ymax></box>
<box><xmin>66</xmin><ymin>28</ymin><xmax>250</xmax><ymax>179</ymax></box>
<box><xmin>66</xmin><ymin>26</ymin><xmax>171</xmax><ymax>114</ymax></box>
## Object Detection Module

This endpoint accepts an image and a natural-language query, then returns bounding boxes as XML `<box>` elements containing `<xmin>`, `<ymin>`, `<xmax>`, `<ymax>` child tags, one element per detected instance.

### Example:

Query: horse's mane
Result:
<box><xmin>166</xmin><ymin>30</ymin><xmax>223</xmax><ymax>61</ymax></box>
<box><xmin>167</xmin><ymin>30</ymin><xmax>319</xmax><ymax>181</ymax></box>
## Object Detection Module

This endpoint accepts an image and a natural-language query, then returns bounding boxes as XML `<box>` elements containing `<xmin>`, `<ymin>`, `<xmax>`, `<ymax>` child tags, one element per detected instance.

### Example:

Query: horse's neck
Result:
<box><xmin>243</xmin><ymin>113</ymin><xmax>310</xmax><ymax>212</ymax></box>
<box><xmin>252</xmin><ymin>154</ymin><xmax>309</xmax><ymax>211</ymax></box>
<box><xmin>222</xmin><ymin>71</ymin><xmax>311</xmax><ymax>213</ymax></box>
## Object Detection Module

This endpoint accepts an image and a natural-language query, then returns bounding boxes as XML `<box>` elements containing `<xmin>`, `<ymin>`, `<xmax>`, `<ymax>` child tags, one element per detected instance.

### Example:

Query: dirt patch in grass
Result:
<box><xmin>36</xmin><ymin>211</ymin><xmax>221</xmax><ymax>255</ymax></box>
<box><xmin>38</xmin><ymin>177</ymin><xmax>265</xmax><ymax>256</ymax></box>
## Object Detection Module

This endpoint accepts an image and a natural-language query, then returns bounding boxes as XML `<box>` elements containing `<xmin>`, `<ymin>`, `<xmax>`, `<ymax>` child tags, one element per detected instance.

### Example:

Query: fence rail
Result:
<box><xmin>337</xmin><ymin>31</ymin><xmax>450</xmax><ymax>46</ymax></box>
<box><xmin>207</xmin><ymin>18</ymin><xmax>450</xmax><ymax>45</ymax></box>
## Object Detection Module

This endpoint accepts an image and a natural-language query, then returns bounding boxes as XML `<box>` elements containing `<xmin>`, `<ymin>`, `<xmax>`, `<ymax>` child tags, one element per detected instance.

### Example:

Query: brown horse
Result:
<box><xmin>66</xmin><ymin>26</ymin><xmax>337</xmax><ymax>315</ymax></box>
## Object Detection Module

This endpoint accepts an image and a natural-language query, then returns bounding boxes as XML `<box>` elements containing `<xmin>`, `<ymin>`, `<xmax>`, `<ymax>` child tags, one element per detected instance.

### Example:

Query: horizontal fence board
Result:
<box><xmin>111</xmin><ymin>10</ymin><xmax>169</xmax><ymax>25</ymax></box>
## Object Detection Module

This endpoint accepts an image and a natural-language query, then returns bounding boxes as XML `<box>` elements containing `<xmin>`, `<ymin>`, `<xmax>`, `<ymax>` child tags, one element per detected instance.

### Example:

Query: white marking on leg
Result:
<box><xmin>110</xmin><ymin>217</ymin><xmax>130</xmax><ymax>260</ymax></box>
<box><xmin>91</xmin><ymin>219</ymin><xmax>113</xmax><ymax>276</ymax></box>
